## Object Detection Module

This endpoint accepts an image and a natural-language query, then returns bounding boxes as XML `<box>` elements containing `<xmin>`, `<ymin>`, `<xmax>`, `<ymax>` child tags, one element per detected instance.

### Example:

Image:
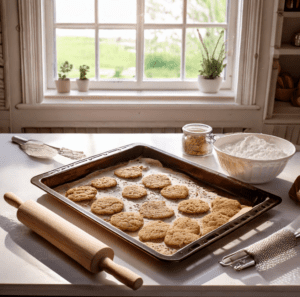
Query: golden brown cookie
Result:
<box><xmin>114</xmin><ymin>166</ymin><xmax>143</xmax><ymax>179</ymax></box>
<box><xmin>138</xmin><ymin>220</ymin><xmax>170</xmax><ymax>242</ymax></box>
<box><xmin>65</xmin><ymin>186</ymin><xmax>97</xmax><ymax>202</ymax></box>
<box><xmin>91</xmin><ymin>197</ymin><xmax>124</xmax><ymax>215</ymax></box>
<box><xmin>110</xmin><ymin>212</ymin><xmax>144</xmax><ymax>231</ymax></box>
<box><xmin>172</xmin><ymin>217</ymin><xmax>200</xmax><ymax>235</ymax></box>
<box><xmin>142</xmin><ymin>174</ymin><xmax>172</xmax><ymax>189</ymax></box>
<box><xmin>211</xmin><ymin>197</ymin><xmax>242</xmax><ymax>217</ymax></box>
<box><xmin>164</xmin><ymin>228</ymin><xmax>200</xmax><ymax>248</ymax></box>
<box><xmin>91</xmin><ymin>177</ymin><xmax>117</xmax><ymax>189</ymax></box>
<box><xmin>139</xmin><ymin>201</ymin><xmax>174</xmax><ymax>219</ymax></box>
<box><xmin>122</xmin><ymin>185</ymin><xmax>147</xmax><ymax>199</ymax></box>
<box><xmin>178</xmin><ymin>199</ymin><xmax>210</xmax><ymax>214</ymax></box>
<box><xmin>201</xmin><ymin>212</ymin><xmax>230</xmax><ymax>235</ymax></box>
<box><xmin>160</xmin><ymin>185</ymin><xmax>189</xmax><ymax>199</ymax></box>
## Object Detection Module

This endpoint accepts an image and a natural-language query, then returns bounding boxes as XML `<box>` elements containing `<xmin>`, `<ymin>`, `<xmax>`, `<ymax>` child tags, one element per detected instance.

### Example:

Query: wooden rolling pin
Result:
<box><xmin>4</xmin><ymin>192</ymin><xmax>143</xmax><ymax>290</ymax></box>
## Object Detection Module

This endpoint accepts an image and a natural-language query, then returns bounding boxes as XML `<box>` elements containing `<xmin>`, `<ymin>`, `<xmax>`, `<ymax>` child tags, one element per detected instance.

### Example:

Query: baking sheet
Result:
<box><xmin>54</xmin><ymin>157</ymin><xmax>245</xmax><ymax>256</ymax></box>
<box><xmin>31</xmin><ymin>143</ymin><xmax>282</xmax><ymax>261</ymax></box>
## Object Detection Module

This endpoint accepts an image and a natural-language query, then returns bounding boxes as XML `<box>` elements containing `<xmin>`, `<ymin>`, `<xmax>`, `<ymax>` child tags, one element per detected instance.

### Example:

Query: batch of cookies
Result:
<box><xmin>65</xmin><ymin>165</ymin><xmax>245</xmax><ymax>250</ymax></box>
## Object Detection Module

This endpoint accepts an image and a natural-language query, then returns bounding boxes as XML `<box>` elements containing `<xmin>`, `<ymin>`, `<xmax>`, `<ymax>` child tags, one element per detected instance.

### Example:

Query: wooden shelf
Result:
<box><xmin>283</xmin><ymin>12</ymin><xmax>300</xmax><ymax>18</ymax></box>
<box><xmin>273</xmin><ymin>100</ymin><xmax>300</xmax><ymax>115</ymax></box>
<box><xmin>275</xmin><ymin>44</ymin><xmax>300</xmax><ymax>55</ymax></box>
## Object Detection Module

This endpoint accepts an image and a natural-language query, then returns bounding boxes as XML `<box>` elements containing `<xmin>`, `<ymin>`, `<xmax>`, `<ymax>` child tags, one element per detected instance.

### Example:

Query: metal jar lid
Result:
<box><xmin>182</xmin><ymin>123</ymin><xmax>213</xmax><ymax>135</ymax></box>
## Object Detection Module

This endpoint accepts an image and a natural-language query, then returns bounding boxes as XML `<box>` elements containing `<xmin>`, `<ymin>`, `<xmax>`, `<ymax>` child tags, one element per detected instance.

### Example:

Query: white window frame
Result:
<box><xmin>44</xmin><ymin>0</ymin><xmax>237</xmax><ymax>91</ymax></box>
<box><xmin>17</xmin><ymin>0</ymin><xmax>263</xmax><ymax>107</ymax></box>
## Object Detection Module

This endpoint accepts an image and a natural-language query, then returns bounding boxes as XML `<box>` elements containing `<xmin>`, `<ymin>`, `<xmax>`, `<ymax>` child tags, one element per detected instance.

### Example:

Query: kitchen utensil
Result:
<box><xmin>30</xmin><ymin>143</ymin><xmax>282</xmax><ymax>261</ymax></box>
<box><xmin>213</xmin><ymin>133</ymin><xmax>296</xmax><ymax>184</ymax></box>
<box><xmin>3</xmin><ymin>192</ymin><xmax>143</xmax><ymax>290</ymax></box>
<box><xmin>12</xmin><ymin>136</ymin><xmax>86</xmax><ymax>160</ymax></box>
<box><xmin>219</xmin><ymin>216</ymin><xmax>300</xmax><ymax>271</ymax></box>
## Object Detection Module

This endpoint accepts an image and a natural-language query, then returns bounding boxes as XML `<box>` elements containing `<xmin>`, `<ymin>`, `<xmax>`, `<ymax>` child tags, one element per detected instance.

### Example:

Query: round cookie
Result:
<box><xmin>138</xmin><ymin>220</ymin><xmax>170</xmax><ymax>242</ymax></box>
<box><xmin>178</xmin><ymin>199</ymin><xmax>210</xmax><ymax>214</ymax></box>
<box><xmin>211</xmin><ymin>197</ymin><xmax>242</xmax><ymax>218</ymax></box>
<box><xmin>139</xmin><ymin>201</ymin><xmax>174</xmax><ymax>219</ymax></box>
<box><xmin>114</xmin><ymin>166</ymin><xmax>143</xmax><ymax>179</ymax></box>
<box><xmin>160</xmin><ymin>185</ymin><xmax>189</xmax><ymax>199</ymax></box>
<box><xmin>65</xmin><ymin>186</ymin><xmax>97</xmax><ymax>202</ymax></box>
<box><xmin>91</xmin><ymin>197</ymin><xmax>124</xmax><ymax>215</ymax></box>
<box><xmin>201</xmin><ymin>212</ymin><xmax>230</xmax><ymax>235</ymax></box>
<box><xmin>91</xmin><ymin>177</ymin><xmax>117</xmax><ymax>189</ymax></box>
<box><xmin>172</xmin><ymin>217</ymin><xmax>200</xmax><ymax>235</ymax></box>
<box><xmin>122</xmin><ymin>185</ymin><xmax>147</xmax><ymax>199</ymax></box>
<box><xmin>142</xmin><ymin>174</ymin><xmax>171</xmax><ymax>189</ymax></box>
<box><xmin>110</xmin><ymin>212</ymin><xmax>144</xmax><ymax>231</ymax></box>
<box><xmin>164</xmin><ymin>228</ymin><xmax>200</xmax><ymax>248</ymax></box>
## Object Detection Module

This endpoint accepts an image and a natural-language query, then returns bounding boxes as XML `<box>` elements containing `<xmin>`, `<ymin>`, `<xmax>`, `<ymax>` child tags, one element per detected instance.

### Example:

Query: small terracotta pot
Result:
<box><xmin>197</xmin><ymin>76</ymin><xmax>222</xmax><ymax>93</ymax></box>
<box><xmin>76</xmin><ymin>79</ymin><xmax>90</xmax><ymax>92</ymax></box>
<box><xmin>55</xmin><ymin>79</ymin><xmax>71</xmax><ymax>93</ymax></box>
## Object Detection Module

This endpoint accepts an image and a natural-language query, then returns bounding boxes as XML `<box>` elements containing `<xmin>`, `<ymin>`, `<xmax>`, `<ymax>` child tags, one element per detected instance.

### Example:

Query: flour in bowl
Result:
<box><xmin>221</xmin><ymin>135</ymin><xmax>287</xmax><ymax>160</ymax></box>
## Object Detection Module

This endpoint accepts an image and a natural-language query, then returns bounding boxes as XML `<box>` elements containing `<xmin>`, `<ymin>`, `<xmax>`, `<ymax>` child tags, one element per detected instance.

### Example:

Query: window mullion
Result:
<box><xmin>136</xmin><ymin>0</ymin><xmax>144</xmax><ymax>85</ymax></box>
<box><xmin>182</xmin><ymin>0</ymin><xmax>187</xmax><ymax>81</ymax></box>
<box><xmin>95</xmin><ymin>0</ymin><xmax>99</xmax><ymax>80</ymax></box>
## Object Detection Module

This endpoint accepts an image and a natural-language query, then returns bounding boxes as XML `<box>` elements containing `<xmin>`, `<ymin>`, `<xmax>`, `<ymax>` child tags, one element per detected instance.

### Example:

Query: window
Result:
<box><xmin>44</xmin><ymin>0</ymin><xmax>238</xmax><ymax>90</ymax></box>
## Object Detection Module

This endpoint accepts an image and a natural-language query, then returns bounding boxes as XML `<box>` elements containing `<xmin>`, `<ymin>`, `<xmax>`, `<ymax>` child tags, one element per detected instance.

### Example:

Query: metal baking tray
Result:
<box><xmin>31</xmin><ymin>143</ymin><xmax>282</xmax><ymax>262</ymax></box>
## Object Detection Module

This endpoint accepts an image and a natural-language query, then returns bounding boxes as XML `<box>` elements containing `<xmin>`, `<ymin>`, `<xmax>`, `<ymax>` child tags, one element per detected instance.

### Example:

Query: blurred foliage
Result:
<box><xmin>57</xmin><ymin>0</ymin><xmax>228</xmax><ymax>79</ymax></box>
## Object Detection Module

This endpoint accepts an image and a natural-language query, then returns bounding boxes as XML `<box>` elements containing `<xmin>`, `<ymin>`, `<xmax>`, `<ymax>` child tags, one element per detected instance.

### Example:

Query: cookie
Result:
<box><xmin>172</xmin><ymin>217</ymin><xmax>200</xmax><ymax>235</ymax></box>
<box><xmin>178</xmin><ymin>199</ymin><xmax>210</xmax><ymax>214</ymax></box>
<box><xmin>110</xmin><ymin>212</ymin><xmax>144</xmax><ymax>231</ymax></box>
<box><xmin>138</xmin><ymin>220</ymin><xmax>170</xmax><ymax>242</ymax></box>
<box><xmin>91</xmin><ymin>197</ymin><xmax>124</xmax><ymax>215</ymax></box>
<box><xmin>139</xmin><ymin>201</ymin><xmax>174</xmax><ymax>219</ymax></box>
<box><xmin>211</xmin><ymin>197</ymin><xmax>242</xmax><ymax>218</ymax></box>
<box><xmin>164</xmin><ymin>228</ymin><xmax>200</xmax><ymax>248</ymax></box>
<box><xmin>142</xmin><ymin>174</ymin><xmax>172</xmax><ymax>189</ymax></box>
<box><xmin>201</xmin><ymin>212</ymin><xmax>230</xmax><ymax>235</ymax></box>
<box><xmin>160</xmin><ymin>185</ymin><xmax>189</xmax><ymax>199</ymax></box>
<box><xmin>122</xmin><ymin>185</ymin><xmax>147</xmax><ymax>199</ymax></box>
<box><xmin>65</xmin><ymin>186</ymin><xmax>97</xmax><ymax>202</ymax></box>
<box><xmin>91</xmin><ymin>177</ymin><xmax>117</xmax><ymax>189</ymax></box>
<box><xmin>114</xmin><ymin>166</ymin><xmax>143</xmax><ymax>179</ymax></box>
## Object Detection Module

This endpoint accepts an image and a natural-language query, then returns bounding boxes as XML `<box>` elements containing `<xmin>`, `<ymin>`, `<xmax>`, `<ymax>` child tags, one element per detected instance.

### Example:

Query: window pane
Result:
<box><xmin>187</xmin><ymin>0</ymin><xmax>227</xmax><ymax>24</ymax></box>
<box><xmin>145</xmin><ymin>0</ymin><xmax>183</xmax><ymax>24</ymax></box>
<box><xmin>185</xmin><ymin>28</ymin><xmax>226</xmax><ymax>79</ymax></box>
<box><xmin>55</xmin><ymin>0</ymin><xmax>95</xmax><ymax>23</ymax></box>
<box><xmin>99</xmin><ymin>30</ymin><xmax>136</xmax><ymax>79</ymax></box>
<box><xmin>56</xmin><ymin>29</ymin><xmax>95</xmax><ymax>79</ymax></box>
<box><xmin>98</xmin><ymin>0</ymin><xmax>136</xmax><ymax>23</ymax></box>
<box><xmin>144</xmin><ymin>30</ymin><xmax>181</xmax><ymax>79</ymax></box>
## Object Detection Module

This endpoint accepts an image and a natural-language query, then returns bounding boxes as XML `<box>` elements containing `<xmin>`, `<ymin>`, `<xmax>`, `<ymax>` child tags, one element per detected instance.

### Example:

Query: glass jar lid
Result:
<box><xmin>182</xmin><ymin>123</ymin><xmax>212</xmax><ymax>135</ymax></box>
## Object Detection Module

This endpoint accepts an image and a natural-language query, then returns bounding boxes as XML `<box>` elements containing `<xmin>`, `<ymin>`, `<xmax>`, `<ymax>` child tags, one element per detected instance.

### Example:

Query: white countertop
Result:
<box><xmin>1</xmin><ymin>133</ymin><xmax>300</xmax><ymax>296</ymax></box>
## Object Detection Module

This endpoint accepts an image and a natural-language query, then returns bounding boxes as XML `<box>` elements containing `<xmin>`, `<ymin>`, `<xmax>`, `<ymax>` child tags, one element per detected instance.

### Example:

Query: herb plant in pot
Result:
<box><xmin>76</xmin><ymin>65</ymin><xmax>90</xmax><ymax>92</ymax></box>
<box><xmin>197</xmin><ymin>29</ymin><xmax>226</xmax><ymax>93</ymax></box>
<box><xmin>55</xmin><ymin>61</ymin><xmax>73</xmax><ymax>93</ymax></box>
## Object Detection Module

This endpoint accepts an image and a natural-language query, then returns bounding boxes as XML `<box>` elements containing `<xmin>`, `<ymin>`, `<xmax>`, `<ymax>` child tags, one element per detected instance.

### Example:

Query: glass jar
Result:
<box><xmin>182</xmin><ymin>123</ymin><xmax>215</xmax><ymax>156</ymax></box>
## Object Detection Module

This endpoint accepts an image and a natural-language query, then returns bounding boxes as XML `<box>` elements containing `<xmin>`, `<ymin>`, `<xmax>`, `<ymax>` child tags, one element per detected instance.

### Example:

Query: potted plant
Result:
<box><xmin>197</xmin><ymin>29</ymin><xmax>226</xmax><ymax>93</ymax></box>
<box><xmin>76</xmin><ymin>65</ymin><xmax>90</xmax><ymax>92</ymax></box>
<box><xmin>55</xmin><ymin>61</ymin><xmax>73</xmax><ymax>93</ymax></box>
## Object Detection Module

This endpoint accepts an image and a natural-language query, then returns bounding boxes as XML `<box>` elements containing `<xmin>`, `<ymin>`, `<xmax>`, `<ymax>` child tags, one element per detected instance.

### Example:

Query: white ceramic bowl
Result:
<box><xmin>213</xmin><ymin>133</ymin><xmax>296</xmax><ymax>184</ymax></box>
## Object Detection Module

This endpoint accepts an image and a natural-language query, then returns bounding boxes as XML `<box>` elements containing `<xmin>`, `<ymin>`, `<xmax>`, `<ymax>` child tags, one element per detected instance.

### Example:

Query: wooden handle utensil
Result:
<box><xmin>4</xmin><ymin>192</ymin><xmax>143</xmax><ymax>290</ymax></box>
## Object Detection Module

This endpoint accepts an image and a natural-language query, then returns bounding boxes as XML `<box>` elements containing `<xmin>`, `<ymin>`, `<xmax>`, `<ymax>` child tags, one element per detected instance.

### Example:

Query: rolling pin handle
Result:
<box><xmin>100</xmin><ymin>257</ymin><xmax>143</xmax><ymax>290</ymax></box>
<box><xmin>4</xmin><ymin>192</ymin><xmax>23</xmax><ymax>209</ymax></box>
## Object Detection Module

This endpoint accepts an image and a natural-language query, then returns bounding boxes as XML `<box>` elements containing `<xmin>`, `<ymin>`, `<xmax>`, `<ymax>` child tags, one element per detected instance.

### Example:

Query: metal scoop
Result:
<box><xmin>12</xmin><ymin>136</ymin><xmax>86</xmax><ymax>160</ymax></box>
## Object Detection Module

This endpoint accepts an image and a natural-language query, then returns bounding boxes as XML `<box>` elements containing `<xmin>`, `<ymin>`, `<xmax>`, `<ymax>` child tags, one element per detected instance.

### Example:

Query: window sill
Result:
<box><xmin>16</xmin><ymin>90</ymin><xmax>260</xmax><ymax>110</ymax></box>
